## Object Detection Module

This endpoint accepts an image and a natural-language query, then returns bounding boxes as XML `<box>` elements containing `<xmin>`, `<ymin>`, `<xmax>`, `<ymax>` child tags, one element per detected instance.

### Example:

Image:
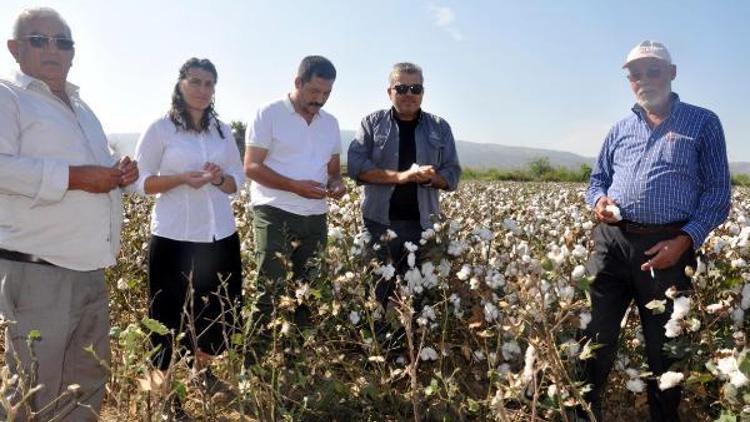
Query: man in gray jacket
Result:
<box><xmin>348</xmin><ymin>62</ymin><xmax>461</xmax><ymax>309</ymax></box>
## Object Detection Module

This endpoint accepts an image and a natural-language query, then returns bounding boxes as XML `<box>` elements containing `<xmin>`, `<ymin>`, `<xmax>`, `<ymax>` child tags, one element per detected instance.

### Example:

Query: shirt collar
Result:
<box><xmin>631</xmin><ymin>92</ymin><xmax>681</xmax><ymax>120</ymax></box>
<box><xmin>7</xmin><ymin>70</ymin><xmax>80</xmax><ymax>98</ymax></box>
<box><xmin>284</xmin><ymin>94</ymin><xmax>321</xmax><ymax>120</ymax></box>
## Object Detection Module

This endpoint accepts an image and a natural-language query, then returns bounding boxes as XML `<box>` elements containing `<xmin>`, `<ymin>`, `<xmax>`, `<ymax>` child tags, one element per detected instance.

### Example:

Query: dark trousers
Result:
<box><xmin>583</xmin><ymin>223</ymin><xmax>695</xmax><ymax>421</ymax></box>
<box><xmin>148</xmin><ymin>233</ymin><xmax>243</xmax><ymax>370</ymax></box>
<box><xmin>364</xmin><ymin>218</ymin><xmax>423</xmax><ymax>309</ymax></box>
<box><xmin>252</xmin><ymin>205</ymin><xmax>327</xmax><ymax>326</ymax></box>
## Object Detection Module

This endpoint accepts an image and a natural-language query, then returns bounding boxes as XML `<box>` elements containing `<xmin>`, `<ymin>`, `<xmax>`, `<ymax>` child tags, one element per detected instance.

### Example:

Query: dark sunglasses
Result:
<box><xmin>392</xmin><ymin>84</ymin><xmax>424</xmax><ymax>95</ymax></box>
<box><xmin>626</xmin><ymin>67</ymin><xmax>663</xmax><ymax>82</ymax></box>
<box><xmin>21</xmin><ymin>35</ymin><xmax>75</xmax><ymax>51</ymax></box>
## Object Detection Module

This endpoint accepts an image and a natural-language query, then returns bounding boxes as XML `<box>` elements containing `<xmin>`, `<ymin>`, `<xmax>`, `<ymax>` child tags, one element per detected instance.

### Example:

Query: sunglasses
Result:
<box><xmin>392</xmin><ymin>84</ymin><xmax>424</xmax><ymax>95</ymax></box>
<box><xmin>21</xmin><ymin>35</ymin><xmax>75</xmax><ymax>51</ymax></box>
<box><xmin>626</xmin><ymin>67</ymin><xmax>663</xmax><ymax>82</ymax></box>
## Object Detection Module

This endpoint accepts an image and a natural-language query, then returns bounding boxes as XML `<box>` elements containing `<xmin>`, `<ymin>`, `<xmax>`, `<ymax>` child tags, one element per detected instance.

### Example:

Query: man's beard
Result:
<box><xmin>636</xmin><ymin>81</ymin><xmax>671</xmax><ymax>112</ymax></box>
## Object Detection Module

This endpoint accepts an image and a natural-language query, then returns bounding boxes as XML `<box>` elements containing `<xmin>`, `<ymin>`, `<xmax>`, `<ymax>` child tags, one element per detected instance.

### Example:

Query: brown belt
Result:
<box><xmin>0</xmin><ymin>248</ymin><xmax>55</xmax><ymax>266</ymax></box>
<box><xmin>613</xmin><ymin>220</ymin><xmax>686</xmax><ymax>235</ymax></box>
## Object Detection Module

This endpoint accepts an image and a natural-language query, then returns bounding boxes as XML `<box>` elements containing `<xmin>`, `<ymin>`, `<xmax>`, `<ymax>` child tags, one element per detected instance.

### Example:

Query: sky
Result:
<box><xmin>1</xmin><ymin>0</ymin><xmax>748</xmax><ymax>160</ymax></box>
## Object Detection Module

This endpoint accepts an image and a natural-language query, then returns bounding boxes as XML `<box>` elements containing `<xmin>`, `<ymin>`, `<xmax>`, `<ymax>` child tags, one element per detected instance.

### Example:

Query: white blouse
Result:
<box><xmin>134</xmin><ymin>117</ymin><xmax>245</xmax><ymax>242</ymax></box>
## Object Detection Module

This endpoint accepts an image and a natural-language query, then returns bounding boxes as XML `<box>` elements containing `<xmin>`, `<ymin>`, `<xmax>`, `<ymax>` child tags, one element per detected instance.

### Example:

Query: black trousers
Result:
<box><xmin>364</xmin><ymin>219</ymin><xmax>423</xmax><ymax>309</ymax></box>
<box><xmin>148</xmin><ymin>233</ymin><xmax>243</xmax><ymax>370</ymax></box>
<box><xmin>583</xmin><ymin>223</ymin><xmax>695</xmax><ymax>422</ymax></box>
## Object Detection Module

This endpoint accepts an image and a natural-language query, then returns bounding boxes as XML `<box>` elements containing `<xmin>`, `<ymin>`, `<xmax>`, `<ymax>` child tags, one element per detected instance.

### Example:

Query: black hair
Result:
<box><xmin>168</xmin><ymin>57</ymin><xmax>224</xmax><ymax>138</ymax></box>
<box><xmin>297</xmin><ymin>55</ymin><xmax>336</xmax><ymax>84</ymax></box>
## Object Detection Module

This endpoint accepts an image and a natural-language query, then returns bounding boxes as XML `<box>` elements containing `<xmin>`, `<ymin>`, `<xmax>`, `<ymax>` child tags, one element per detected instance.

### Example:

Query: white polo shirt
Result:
<box><xmin>245</xmin><ymin>96</ymin><xmax>341</xmax><ymax>216</ymax></box>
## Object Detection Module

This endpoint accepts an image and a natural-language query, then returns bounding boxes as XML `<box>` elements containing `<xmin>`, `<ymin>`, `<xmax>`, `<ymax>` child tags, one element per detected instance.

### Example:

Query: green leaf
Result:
<box><xmin>738</xmin><ymin>352</ymin><xmax>750</xmax><ymax>378</ymax></box>
<box><xmin>27</xmin><ymin>329</ymin><xmax>42</xmax><ymax>341</ymax></box>
<box><xmin>141</xmin><ymin>317</ymin><xmax>169</xmax><ymax>336</ymax></box>
<box><xmin>541</xmin><ymin>259</ymin><xmax>554</xmax><ymax>271</ymax></box>
<box><xmin>231</xmin><ymin>333</ymin><xmax>244</xmax><ymax>346</ymax></box>
<box><xmin>310</xmin><ymin>288</ymin><xmax>322</xmax><ymax>300</ymax></box>
<box><xmin>577</xmin><ymin>276</ymin><xmax>593</xmax><ymax>292</ymax></box>
<box><xmin>713</xmin><ymin>410</ymin><xmax>736</xmax><ymax>422</ymax></box>
<box><xmin>173</xmin><ymin>381</ymin><xmax>187</xmax><ymax>399</ymax></box>
<box><xmin>645</xmin><ymin>299</ymin><xmax>666</xmax><ymax>315</ymax></box>
<box><xmin>109</xmin><ymin>326</ymin><xmax>122</xmax><ymax>339</ymax></box>
<box><xmin>466</xmin><ymin>398</ymin><xmax>481</xmax><ymax>413</ymax></box>
<box><xmin>579</xmin><ymin>340</ymin><xmax>604</xmax><ymax>360</ymax></box>
<box><xmin>424</xmin><ymin>378</ymin><xmax>440</xmax><ymax>397</ymax></box>
<box><xmin>686</xmin><ymin>372</ymin><xmax>713</xmax><ymax>385</ymax></box>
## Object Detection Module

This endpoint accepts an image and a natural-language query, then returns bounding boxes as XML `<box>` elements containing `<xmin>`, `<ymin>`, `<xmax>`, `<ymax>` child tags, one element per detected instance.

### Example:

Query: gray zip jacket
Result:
<box><xmin>347</xmin><ymin>108</ymin><xmax>461</xmax><ymax>229</ymax></box>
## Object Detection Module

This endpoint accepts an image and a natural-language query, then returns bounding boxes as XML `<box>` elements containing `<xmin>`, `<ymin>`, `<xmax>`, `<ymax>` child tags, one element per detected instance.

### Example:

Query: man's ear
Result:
<box><xmin>7</xmin><ymin>39</ymin><xmax>20</xmax><ymax>63</ymax></box>
<box><xmin>670</xmin><ymin>64</ymin><xmax>677</xmax><ymax>81</ymax></box>
<box><xmin>294</xmin><ymin>76</ymin><xmax>303</xmax><ymax>90</ymax></box>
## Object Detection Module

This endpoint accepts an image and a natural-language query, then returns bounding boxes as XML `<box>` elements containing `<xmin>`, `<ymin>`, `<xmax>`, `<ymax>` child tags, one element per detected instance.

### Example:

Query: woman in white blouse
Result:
<box><xmin>134</xmin><ymin>58</ymin><xmax>245</xmax><ymax>395</ymax></box>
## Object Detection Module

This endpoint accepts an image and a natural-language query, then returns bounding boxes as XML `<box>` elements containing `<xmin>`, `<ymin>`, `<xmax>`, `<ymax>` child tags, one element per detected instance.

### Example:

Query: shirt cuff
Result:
<box><xmin>680</xmin><ymin>222</ymin><xmax>705</xmax><ymax>251</ymax></box>
<box><xmin>31</xmin><ymin>158</ymin><xmax>69</xmax><ymax>207</ymax></box>
<box><xmin>135</xmin><ymin>172</ymin><xmax>153</xmax><ymax>196</ymax></box>
<box><xmin>437</xmin><ymin>168</ymin><xmax>459</xmax><ymax>191</ymax></box>
<box><xmin>589</xmin><ymin>192</ymin><xmax>606</xmax><ymax>209</ymax></box>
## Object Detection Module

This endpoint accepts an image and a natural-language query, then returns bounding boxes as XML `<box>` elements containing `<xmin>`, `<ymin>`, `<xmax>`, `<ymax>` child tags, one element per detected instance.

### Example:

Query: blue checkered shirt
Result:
<box><xmin>586</xmin><ymin>93</ymin><xmax>731</xmax><ymax>248</ymax></box>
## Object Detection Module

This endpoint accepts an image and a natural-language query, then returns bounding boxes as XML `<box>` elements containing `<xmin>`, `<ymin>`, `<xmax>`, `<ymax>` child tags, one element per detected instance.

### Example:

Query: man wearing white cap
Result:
<box><xmin>582</xmin><ymin>41</ymin><xmax>730</xmax><ymax>420</ymax></box>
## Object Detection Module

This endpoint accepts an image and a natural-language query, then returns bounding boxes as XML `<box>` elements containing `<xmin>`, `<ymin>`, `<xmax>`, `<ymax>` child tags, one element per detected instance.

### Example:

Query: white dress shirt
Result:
<box><xmin>0</xmin><ymin>71</ymin><xmax>122</xmax><ymax>271</ymax></box>
<box><xmin>245</xmin><ymin>96</ymin><xmax>342</xmax><ymax>216</ymax></box>
<box><xmin>135</xmin><ymin>117</ymin><xmax>245</xmax><ymax>242</ymax></box>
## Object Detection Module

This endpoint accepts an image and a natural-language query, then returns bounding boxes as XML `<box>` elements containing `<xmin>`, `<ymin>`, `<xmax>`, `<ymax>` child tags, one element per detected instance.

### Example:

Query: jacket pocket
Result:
<box><xmin>372</xmin><ymin>134</ymin><xmax>389</xmax><ymax>163</ymax></box>
<box><xmin>424</xmin><ymin>133</ymin><xmax>446</xmax><ymax>165</ymax></box>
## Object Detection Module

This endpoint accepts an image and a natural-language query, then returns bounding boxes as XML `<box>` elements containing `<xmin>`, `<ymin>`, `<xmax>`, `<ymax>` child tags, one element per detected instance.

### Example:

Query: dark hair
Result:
<box><xmin>168</xmin><ymin>58</ymin><xmax>224</xmax><ymax>138</ymax></box>
<box><xmin>297</xmin><ymin>55</ymin><xmax>336</xmax><ymax>84</ymax></box>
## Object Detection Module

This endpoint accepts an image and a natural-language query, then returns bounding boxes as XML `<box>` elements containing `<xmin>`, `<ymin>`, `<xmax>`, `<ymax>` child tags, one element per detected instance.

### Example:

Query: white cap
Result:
<box><xmin>623</xmin><ymin>40</ymin><xmax>672</xmax><ymax>68</ymax></box>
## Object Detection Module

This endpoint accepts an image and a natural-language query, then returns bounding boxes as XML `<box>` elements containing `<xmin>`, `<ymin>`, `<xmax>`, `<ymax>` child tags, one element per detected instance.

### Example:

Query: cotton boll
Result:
<box><xmin>579</xmin><ymin>312</ymin><xmax>592</xmax><ymax>330</ymax></box>
<box><xmin>456</xmin><ymin>265</ymin><xmax>471</xmax><ymax>281</ymax></box>
<box><xmin>626</xmin><ymin>378</ymin><xmax>645</xmax><ymax>393</ymax></box>
<box><xmin>658</xmin><ymin>371</ymin><xmax>684</xmax><ymax>390</ymax></box>
<box><xmin>571</xmin><ymin>265</ymin><xmax>586</xmax><ymax>281</ymax></box>
<box><xmin>484</xmin><ymin>302</ymin><xmax>499</xmax><ymax>323</ymax></box>
<box><xmin>501</xmin><ymin>340</ymin><xmax>522</xmax><ymax>360</ymax></box>
<box><xmin>419</xmin><ymin>347</ymin><xmax>438</xmax><ymax>361</ymax></box>
<box><xmin>664</xmin><ymin>318</ymin><xmax>683</xmax><ymax>338</ymax></box>
<box><xmin>671</xmin><ymin>296</ymin><xmax>692</xmax><ymax>320</ymax></box>
<box><xmin>741</xmin><ymin>283</ymin><xmax>750</xmax><ymax>310</ymax></box>
<box><xmin>375</xmin><ymin>264</ymin><xmax>396</xmax><ymax>280</ymax></box>
<box><xmin>605</xmin><ymin>204</ymin><xmax>622</xmax><ymax>222</ymax></box>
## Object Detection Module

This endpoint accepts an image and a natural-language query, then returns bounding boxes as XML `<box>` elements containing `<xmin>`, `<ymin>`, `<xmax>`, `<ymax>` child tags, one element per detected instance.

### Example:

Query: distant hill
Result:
<box><xmin>108</xmin><ymin>131</ymin><xmax>750</xmax><ymax>175</ymax></box>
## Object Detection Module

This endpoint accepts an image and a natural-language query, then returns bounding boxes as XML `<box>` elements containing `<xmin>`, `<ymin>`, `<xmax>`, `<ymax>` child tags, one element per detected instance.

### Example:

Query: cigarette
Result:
<box><xmin>650</xmin><ymin>267</ymin><xmax>655</xmax><ymax>279</ymax></box>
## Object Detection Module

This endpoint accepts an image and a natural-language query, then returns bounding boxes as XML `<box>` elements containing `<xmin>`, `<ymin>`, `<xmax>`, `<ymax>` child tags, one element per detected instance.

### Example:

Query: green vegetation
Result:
<box><xmin>732</xmin><ymin>173</ymin><xmax>750</xmax><ymax>186</ymax></box>
<box><xmin>462</xmin><ymin>158</ymin><xmax>592</xmax><ymax>182</ymax></box>
<box><xmin>464</xmin><ymin>157</ymin><xmax>750</xmax><ymax>186</ymax></box>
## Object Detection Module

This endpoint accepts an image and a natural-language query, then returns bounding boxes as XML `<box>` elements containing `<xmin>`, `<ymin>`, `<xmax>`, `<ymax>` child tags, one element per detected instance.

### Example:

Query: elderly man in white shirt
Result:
<box><xmin>244</xmin><ymin>56</ymin><xmax>345</xmax><ymax>346</ymax></box>
<box><xmin>0</xmin><ymin>7</ymin><xmax>137</xmax><ymax>420</ymax></box>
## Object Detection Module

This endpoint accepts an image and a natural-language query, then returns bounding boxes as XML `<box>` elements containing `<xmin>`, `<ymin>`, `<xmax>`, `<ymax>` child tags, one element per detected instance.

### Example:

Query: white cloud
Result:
<box><xmin>428</xmin><ymin>3</ymin><xmax>463</xmax><ymax>41</ymax></box>
<box><xmin>429</xmin><ymin>4</ymin><xmax>455</xmax><ymax>27</ymax></box>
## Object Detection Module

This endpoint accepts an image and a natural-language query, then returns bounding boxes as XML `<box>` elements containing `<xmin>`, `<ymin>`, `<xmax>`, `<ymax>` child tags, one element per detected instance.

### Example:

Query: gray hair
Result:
<box><xmin>12</xmin><ymin>7</ymin><xmax>71</xmax><ymax>39</ymax></box>
<box><xmin>388</xmin><ymin>62</ymin><xmax>424</xmax><ymax>85</ymax></box>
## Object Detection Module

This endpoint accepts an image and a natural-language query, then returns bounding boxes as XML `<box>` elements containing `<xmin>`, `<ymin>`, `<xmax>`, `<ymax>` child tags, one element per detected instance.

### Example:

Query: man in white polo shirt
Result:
<box><xmin>244</xmin><ymin>56</ymin><xmax>345</xmax><ymax>334</ymax></box>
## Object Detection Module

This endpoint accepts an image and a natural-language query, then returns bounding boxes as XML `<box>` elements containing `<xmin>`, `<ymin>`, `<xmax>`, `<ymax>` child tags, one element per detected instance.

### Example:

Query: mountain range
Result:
<box><xmin>108</xmin><ymin>131</ymin><xmax>750</xmax><ymax>174</ymax></box>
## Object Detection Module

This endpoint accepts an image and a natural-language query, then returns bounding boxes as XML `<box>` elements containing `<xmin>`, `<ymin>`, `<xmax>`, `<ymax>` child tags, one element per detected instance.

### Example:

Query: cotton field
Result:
<box><xmin>10</xmin><ymin>181</ymin><xmax>749</xmax><ymax>421</ymax></box>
